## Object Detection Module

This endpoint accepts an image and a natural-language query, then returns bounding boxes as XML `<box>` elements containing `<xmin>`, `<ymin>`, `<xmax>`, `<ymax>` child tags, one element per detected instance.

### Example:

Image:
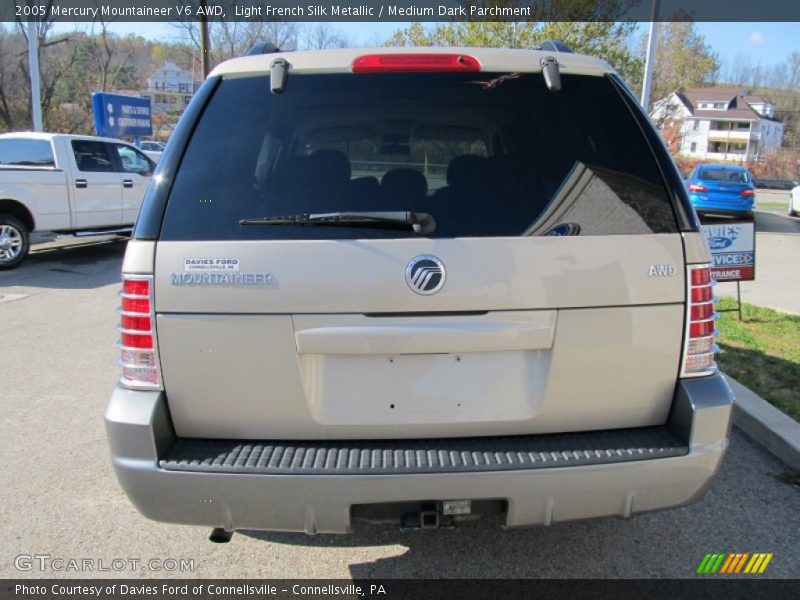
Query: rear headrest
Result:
<box><xmin>446</xmin><ymin>155</ymin><xmax>488</xmax><ymax>188</ymax></box>
<box><xmin>350</xmin><ymin>176</ymin><xmax>380</xmax><ymax>197</ymax></box>
<box><xmin>271</xmin><ymin>155</ymin><xmax>310</xmax><ymax>190</ymax></box>
<box><xmin>381</xmin><ymin>168</ymin><xmax>428</xmax><ymax>201</ymax></box>
<box><xmin>487</xmin><ymin>154</ymin><xmax>533</xmax><ymax>185</ymax></box>
<box><xmin>309</xmin><ymin>149</ymin><xmax>351</xmax><ymax>184</ymax></box>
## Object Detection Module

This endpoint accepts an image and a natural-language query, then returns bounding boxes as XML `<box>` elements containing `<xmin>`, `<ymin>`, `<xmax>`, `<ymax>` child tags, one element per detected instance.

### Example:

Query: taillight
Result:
<box><xmin>681</xmin><ymin>264</ymin><xmax>718</xmax><ymax>377</ymax></box>
<box><xmin>740</xmin><ymin>189</ymin><xmax>755</xmax><ymax>198</ymax></box>
<box><xmin>688</xmin><ymin>184</ymin><xmax>708</xmax><ymax>193</ymax></box>
<box><xmin>352</xmin><ymin>53</ymin><xmax>480</xmax><ymax>73</ymax></box>
<box><xmin>118</xmin><ymin>274</ymin><xmax>161</xmax><ymax>389</ymax></box>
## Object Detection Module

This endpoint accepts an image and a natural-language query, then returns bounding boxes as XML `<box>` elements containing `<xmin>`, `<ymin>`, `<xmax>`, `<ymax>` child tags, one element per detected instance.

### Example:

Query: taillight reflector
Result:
<box><xmin>685</xmin><ymin>353</ymin><xmax>715</xmax><ymax>373</ymax></box>
<box><xmin>740</xmin><ymin>189</ymin><xmax>755</xmax><ymax>198</ymax></box>
<box><xmin>688</xmin><ymin>184</ymin><xmax>708</xmax><ymax>193</ymax></box>
<box><xmin>352</xmin><ymin>53</ymin><xmax>480</xmax><ymax>73</ymax></box>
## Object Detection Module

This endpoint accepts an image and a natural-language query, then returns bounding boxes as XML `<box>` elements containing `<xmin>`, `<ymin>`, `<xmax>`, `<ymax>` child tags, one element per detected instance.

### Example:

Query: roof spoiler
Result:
<box><xmin>246</xmin><ymin>41</ymin><xmax>282</xmax><ymax>56</ymax></box>
<box><xmin>537</xmin><ymin>40</ymin><xmax>573</xmax><ymax>53</ymax></box>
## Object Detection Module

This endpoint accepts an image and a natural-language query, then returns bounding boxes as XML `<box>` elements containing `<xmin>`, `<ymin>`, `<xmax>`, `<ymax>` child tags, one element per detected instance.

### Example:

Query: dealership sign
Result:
<box><xmin>92</xmin><ymin>92</ymin><xmax>152</xmax><ymax>138</ymax></box>
<box><xmin>700</xmin><ymin>221</ymin><xmax>755</xmax><ymax>282</ymax></box>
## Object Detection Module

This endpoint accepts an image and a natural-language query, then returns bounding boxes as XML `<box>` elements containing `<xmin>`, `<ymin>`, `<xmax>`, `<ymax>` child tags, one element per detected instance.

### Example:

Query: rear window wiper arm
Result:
<box><xmin>240</xmin><ymin>211</ymin><xmax>436</xmax><ymax>234</ymax></box>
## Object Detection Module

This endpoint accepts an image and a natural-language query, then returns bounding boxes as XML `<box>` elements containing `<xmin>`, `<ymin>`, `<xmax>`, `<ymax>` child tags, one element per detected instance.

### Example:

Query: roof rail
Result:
<box><xmin>246</xmin><ymin>41</ymin><xmax>281</xmax><ymax>56</ymax></box>
<box><xmin>537</xmin><ymin>40</ymin><xmax>573</xmax><ymax>54</ymax></box>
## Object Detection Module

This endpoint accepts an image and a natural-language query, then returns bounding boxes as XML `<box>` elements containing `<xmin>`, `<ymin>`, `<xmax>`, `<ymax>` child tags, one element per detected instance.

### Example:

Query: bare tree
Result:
<box><xmin>10</xmin><ymin>7</ymin><xmax>83</xmax><ymax>131</ymax></box>
<box><xmin>171</xmin><ymin>19</ymin><xmax>298</xmax><ymax>72</ymax></box>
<box><xmin>86</xmin><ymin>11</ymin><xmax>138</xmax><ymax>93</ymax></box>
<box><xmin>723</xmin><ymin>54</ymin><xmax>769</xmax><ymax>89</ymax></box>
<box><xmin>300</xmin><ymin>23</ymin><xmax>350</xmax><ymax>50</ymax></box>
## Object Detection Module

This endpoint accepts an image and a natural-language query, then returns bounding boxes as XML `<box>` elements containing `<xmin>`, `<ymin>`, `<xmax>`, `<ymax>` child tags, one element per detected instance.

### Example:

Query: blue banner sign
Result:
<box><xmin>92</xmin><ymin>92</ymin><xmax>152</xmax><ymax>138</ymax></box>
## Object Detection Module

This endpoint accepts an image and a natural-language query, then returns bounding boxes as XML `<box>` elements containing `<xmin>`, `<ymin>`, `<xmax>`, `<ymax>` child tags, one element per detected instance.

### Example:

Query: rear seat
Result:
<box><xmin>269</xmin><ymin>149</ymin><xmax>351</xmax><ymax>214</ymax></box>
<box><xmin>380</xmin><ymin>168</ymin><xmax>428</xmax><ymax>211</ymax></box>
<box><xmin>432</xmin><ymin>155</ymin><xmax>490</xmax><ymax>235</ymax></box>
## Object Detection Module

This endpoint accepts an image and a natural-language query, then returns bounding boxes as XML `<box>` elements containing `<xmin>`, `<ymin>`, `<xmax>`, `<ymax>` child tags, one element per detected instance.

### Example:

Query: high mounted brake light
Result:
<box><xmin>681</xmin><ymin>264</ymin><xmax>718</xmax><ymax>377</ymax></box>
<box><xmin>117</xmin><ymin>275</ymin><xmax>161</xmax><ymax>389</ymax></box>
<box><xmin>352</xmin><ymin>54</ymin><xmax>480</xmax><ymax>73</ymax></box>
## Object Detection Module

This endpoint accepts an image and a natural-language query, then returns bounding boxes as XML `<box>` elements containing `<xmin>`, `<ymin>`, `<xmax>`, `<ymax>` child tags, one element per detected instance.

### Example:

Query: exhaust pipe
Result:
<box><xmin>209</xmin><ymin>528</ymin><xmax>234</xmax><ymax>543</ymax></box>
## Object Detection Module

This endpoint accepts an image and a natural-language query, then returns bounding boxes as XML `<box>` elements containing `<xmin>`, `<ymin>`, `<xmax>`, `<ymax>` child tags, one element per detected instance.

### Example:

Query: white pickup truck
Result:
<box><xmin>0</xmin><ymin>132</ymin><xmax>154</xmax><ymax>269</ymax></box>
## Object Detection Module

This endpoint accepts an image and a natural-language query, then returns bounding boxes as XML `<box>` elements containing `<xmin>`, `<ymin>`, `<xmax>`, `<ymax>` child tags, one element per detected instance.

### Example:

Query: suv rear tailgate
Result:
<box><xmin>154</xmin><ymin>235</ymin><xmax>685</xmax><ymax>439</ymax></box>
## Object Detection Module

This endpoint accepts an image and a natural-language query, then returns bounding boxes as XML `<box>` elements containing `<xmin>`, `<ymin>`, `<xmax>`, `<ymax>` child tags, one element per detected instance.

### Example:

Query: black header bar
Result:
<box><xmin>3</xmin><ymin>1</ymin><xmax>800</xmax><ymax>23</ymax></box>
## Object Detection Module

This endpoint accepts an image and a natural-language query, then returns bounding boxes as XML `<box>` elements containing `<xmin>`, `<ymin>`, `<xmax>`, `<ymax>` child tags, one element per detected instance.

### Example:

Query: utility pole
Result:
<box><xmin>199</xmin><ymin>0</ymin><xmax>210</xmax><ymax>78</ymax></box>
<box><xmin>27</xmin><ymin>7</ymin><xmax>43</xmax><ymax>131</ymax></box>
<box><xmin>640</xmin><ymin>0</ymin><xmax>661</xmax><ymax>112</ymax></box>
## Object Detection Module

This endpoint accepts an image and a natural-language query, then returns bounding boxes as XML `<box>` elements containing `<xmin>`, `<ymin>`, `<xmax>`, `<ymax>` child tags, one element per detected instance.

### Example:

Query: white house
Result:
<box><xmin>140</xmin><ymin>61</ymin><xmax>199</xmax><ymax>115</ymax></box>
<box><xmin>650</xmin><ymin>87</ymin><xmax>784</xmax><ymax>162</ymax></box>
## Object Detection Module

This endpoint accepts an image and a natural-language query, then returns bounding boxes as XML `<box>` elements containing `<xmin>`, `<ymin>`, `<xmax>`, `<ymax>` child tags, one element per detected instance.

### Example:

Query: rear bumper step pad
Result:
<box><xmin>159</xmin><ymin>427</ymin><xmax>687</xmax><ymax>475</ymax></box>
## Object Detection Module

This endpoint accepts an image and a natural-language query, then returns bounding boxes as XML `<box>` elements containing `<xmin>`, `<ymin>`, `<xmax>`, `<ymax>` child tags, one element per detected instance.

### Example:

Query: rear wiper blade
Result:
<box><xmin>240</xmin><ymin>211</ymin><xmax>436</xmax><ymax>234</ymax></box>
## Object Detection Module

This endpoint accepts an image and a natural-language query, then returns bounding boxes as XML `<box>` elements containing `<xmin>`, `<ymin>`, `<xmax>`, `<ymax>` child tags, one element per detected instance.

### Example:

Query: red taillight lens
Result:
<box><xmin>121</xmin><ymin>297</ymin><xmax>150</xmax><ymax>313</ymax></box>
<box><xmin>740</xmin><ymin>189</ymin><xmax>755</xmax><ymax>198</ymax></box>
<box><xmin>688</xmin><ymin>184</ymin><xmax>708</xmax><ymax>193</ymax></box>
<box><xmin>121</xmin><ymin>332</ymin><xmax>153</xmax><ymax>349</ymax></box>
<box><xmin>682</xmin><ymin>264</ymin><xmax>718</xmax><ymax>377</ymax></box>
<box><xmin>690</xmin><ymin>302</ymin><xmax>715</xmax><ymax>320</ymax></box>
<box><xmin>689</xmin><ymin>320</ymin><xmax>715</xmax><ymax>338</ymax></box>
<box><xmin>118</xmin><ymin>275</ymin><xmax>160</xmax><ymax>389</ymax></box>
<box><xmin>122</xmin><ymin>278</ymin><xmax>149</xmax><ymax>296</ymax></box>
<box><xmin>691</xmin><ymin>285</ymin><xmax>713</xmax><ymax>303</ymax></box>
<box><xmin>121</xmin><ymin>314</ymin><xmax>151</xmax><ymax>331</ymax></box>
<box><xmin>352</xmin><ymin>53</ymin><xmax>480</xmax><ymax>73</ymax></box>
<box><xmin>691</xmin><ymin>267</ymin><xmax>712</xmax><ymax>286</ymax></box>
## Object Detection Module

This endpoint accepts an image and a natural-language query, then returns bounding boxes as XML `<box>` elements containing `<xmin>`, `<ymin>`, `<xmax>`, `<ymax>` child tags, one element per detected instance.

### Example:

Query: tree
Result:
<box><xmin>636</xmin><ymin>22</ymin><xmax>719</xmax><ymax>111</ymax></box>
<box><xmin>170</xmin><ymin>20</ymin><xmax>299</xmax><ymax>72</ymax></box>
<box><xmin>724</xmin><ymin>51</ymin><xmax>800</xmax><ymax>154</ymax></box>
<box><xmin>385</xmin><ymin>21</ymin><xmax>641</xmax><ymax>86</ymax></box>
<box><xmin>0</xmin><ymin>18</ymin><xmax>84</xmax><ymax>132</ymax></box>
<box><xmin>300</xmin><ymin>23</ymin><xmax>350</xmax><ymax>50</ymax></box>
<box><xmin>539</xmin><ymin>22</ymin><xmax>640</xmax><ymax>84</ymax></box>
<box><xmin>0</xmin><ymin>22</ymin><xmax>199</xmax><ymax>135</ymax></box>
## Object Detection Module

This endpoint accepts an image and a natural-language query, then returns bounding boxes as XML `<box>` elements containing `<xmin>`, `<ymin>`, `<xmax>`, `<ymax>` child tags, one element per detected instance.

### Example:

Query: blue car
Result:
<box><xmin>685</xmin><ymin>164</ymin><xmax>755</xmax><ymax>218</ymax></box>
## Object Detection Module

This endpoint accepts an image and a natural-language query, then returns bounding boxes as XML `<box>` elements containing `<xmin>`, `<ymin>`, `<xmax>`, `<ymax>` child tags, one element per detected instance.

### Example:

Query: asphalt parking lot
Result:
<box><xmin>1</xmin><ymin>219</ymin><xmax>798</xmax><ymax>580</ymax></box>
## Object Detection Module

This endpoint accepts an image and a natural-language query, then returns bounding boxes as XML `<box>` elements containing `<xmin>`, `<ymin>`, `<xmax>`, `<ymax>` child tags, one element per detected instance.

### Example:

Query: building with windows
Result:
<box><xmin>140</xmin><ymin>61</ymin><xmax>199</xmax><ymax>115</ymax></box>
<box><xmin>651</xmin><ymin>87</ymin><xmax>784</xmax><ymax>161</ymax></box>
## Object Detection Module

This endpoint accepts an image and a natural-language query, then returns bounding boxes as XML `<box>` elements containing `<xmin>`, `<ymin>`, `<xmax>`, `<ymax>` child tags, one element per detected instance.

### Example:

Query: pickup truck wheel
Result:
<box><xmin>0</xmin><ymin>215</ymin><xmax>30</xmax><ymax>270</ymax></box>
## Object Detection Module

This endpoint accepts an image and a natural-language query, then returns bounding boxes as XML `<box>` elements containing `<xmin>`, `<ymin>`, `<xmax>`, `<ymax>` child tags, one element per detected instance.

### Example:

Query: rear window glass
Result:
<box><xmin>161</xmin><ymin>72</ymin><xmax>678</xmax><ymax>241</ymax></box>
<box><xmin>697</xmin><ymin>168</ymin><xmax>749</xmax><ymax>183</ymax></box>
<box><xmin>0</xmin><ymin>139</ymin><xmax>55</xmax><ymax>167</ymax></box>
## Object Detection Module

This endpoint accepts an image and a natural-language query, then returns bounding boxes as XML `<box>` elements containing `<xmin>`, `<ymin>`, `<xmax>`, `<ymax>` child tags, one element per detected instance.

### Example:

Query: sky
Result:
<box><xmin>50</xmin><ymin>21</ymin><xmax>799</xmax><ymax>71</ymax></box>
<box><xmin>694</xmin><ymin>22</ymin><xmax>799</xmax><ymax>67</ymax></box>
